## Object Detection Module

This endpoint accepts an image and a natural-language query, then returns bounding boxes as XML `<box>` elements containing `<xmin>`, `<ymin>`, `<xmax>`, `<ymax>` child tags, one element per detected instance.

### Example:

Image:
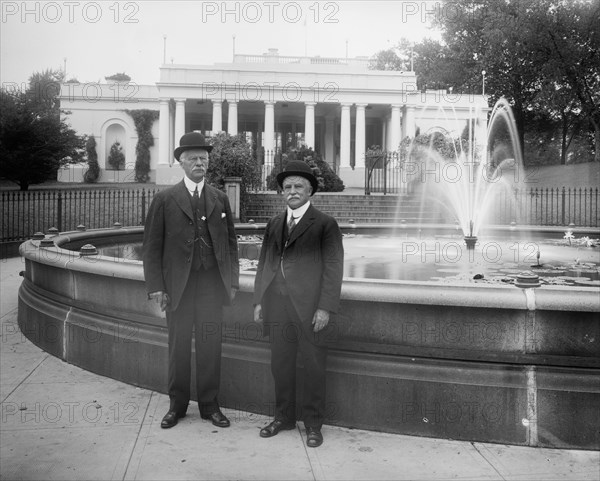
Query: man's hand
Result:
<box><xmin>148</xmin><ymin>291</ymin><xmax>170</xmax><ymax>312</ymax></box>
<box><xmin>253</xmin><ymin>304</ymin><xmax>263</xmax><ymax>324</ymax></box>
<box><xmin>230</xmin><ymin>288</ymin><xmax>238</xmax><ymax>303</ymax></box>
<box><xmin>312</xmin><ymin>308</ymin><xmax>329</xmax><ymax>332</ymax></box>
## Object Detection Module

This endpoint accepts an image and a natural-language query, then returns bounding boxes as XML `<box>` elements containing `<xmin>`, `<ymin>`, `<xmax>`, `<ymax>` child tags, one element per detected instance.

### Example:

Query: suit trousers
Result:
<box><xmin>166</xmin><ymin>265</ymin><xmax>224</xmax><ymax>416</ymax></box>
<box><xmin>268</xmin><ymin>290</ymin><xmax>328</xmax><ymax>429</ymax></box>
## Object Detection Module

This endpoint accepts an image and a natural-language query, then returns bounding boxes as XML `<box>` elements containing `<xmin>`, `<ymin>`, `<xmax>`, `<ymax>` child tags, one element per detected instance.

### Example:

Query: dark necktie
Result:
<box><xmin>287</xmin><ymin>215</ymin><xmax>297</xmax><ymax>239</ymax></box>
<box><xmin>192</xmin><ymin>186</ymin><xmax>199</xmax><ymax>209</ymax></box>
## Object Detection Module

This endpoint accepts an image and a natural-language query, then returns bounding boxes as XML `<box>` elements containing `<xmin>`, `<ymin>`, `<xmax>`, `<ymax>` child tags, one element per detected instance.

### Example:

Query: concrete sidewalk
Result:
<box><xmin>1</xmin><ymin>256</ymin><xmax>598</xmax><ymax>481</ymax></box>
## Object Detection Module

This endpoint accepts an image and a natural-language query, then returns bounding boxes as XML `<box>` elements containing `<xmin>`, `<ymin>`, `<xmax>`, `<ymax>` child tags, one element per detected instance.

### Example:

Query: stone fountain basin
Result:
<box><xmin>18</xmin><ymin>225</ymin><xmax>600</xmax><ymax>450</ymax></box>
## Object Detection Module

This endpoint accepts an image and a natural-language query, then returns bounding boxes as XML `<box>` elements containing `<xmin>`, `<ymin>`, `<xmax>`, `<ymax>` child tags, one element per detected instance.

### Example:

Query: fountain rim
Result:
<box><xmin>19</xmin><ymin>224</ymin><xmax>600</xmax><ymax>314</ymax></box>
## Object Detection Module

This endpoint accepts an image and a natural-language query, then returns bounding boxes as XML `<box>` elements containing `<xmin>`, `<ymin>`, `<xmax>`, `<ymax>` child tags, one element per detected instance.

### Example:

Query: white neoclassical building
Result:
<box><xmin>59</xmin><ymin>49</ymin><xmax>488</xmax><ymax>188</ymax></box>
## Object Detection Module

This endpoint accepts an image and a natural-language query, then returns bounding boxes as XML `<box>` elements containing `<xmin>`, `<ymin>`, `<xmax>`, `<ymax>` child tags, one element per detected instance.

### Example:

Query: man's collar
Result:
<box><xmin>183</xmin><ymin>176</ymin><xmax>204</xmax><ymax>194</ymax></box>
<box><xmin>287</xmin><ymin>201</ymin><xmax>310</xmax><ymax>219</ymax></box>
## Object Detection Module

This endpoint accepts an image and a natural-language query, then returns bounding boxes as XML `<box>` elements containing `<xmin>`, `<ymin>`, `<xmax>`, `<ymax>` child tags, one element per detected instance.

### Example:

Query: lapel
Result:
<box><xmin>171</xmin><ymin>181</ymin><xmax>217</xmax><ymax>222</ymax></box>
<box><xmin>171</xmin><ymin>180</ymin><xmax>193</xmax><ymax>221</ymax></box>
<box><xmin>203</xmin><ymin>183</ymin><xmax>217</xmax><ymax>219</ymax></box>
<box><xmin>286</xmin><ymin>204</ymin><xmax>316</xmax><ymax>247</ymax></box>
<box><xmin>272</xmin><ymin>211</ymin><xmax>286</xmax><ymax>252</ymax></box>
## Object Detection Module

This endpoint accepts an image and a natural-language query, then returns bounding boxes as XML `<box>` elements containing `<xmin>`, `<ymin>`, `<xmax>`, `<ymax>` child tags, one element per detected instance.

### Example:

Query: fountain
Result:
<box><xmin>401</xmin><ymin>98</ymin><xmax>527</xmax><ymax>250</ymax></box>
<box><xmin>17</xmin><ymin>101</ymin><xmax>599</xmax><ymax>451</ymax></box>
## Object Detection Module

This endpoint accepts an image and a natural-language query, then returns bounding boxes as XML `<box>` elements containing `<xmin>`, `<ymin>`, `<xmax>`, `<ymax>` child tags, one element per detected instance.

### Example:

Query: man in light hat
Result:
<box><xmin>253</xmin><ymin>160</ymin><xmax>344</xmax><ymax>447</ymax></box>
<box><xmin>143</xmin><ymin>132</ymin><xmax>239</xmax><ymax>429</ymax></box>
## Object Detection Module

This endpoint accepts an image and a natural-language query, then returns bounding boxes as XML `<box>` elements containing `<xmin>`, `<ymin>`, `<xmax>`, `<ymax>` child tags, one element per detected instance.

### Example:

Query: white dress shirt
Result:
<box><xmin>183</xmin><ymin>176</ymin><xmax>204</xmax><ymax>197</ymax></box>
<box><xmin>286</xmin><ymin>200</ymin><xmax>311</xmax><ymax>225</ymax></box>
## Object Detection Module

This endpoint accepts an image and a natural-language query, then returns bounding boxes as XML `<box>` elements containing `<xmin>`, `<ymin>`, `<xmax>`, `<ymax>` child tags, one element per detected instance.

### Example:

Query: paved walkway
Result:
<box><xmin>1</xmin><ymin>256</ymin><xmax>598</xmax><ymax>481</ymax></box>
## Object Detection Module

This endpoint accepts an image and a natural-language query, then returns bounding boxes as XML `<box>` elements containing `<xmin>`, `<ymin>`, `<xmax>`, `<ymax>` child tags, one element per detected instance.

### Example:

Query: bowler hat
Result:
<box><xmin>174</xmin><ymin>132</ymin><xmax>213</xmax><ymax>161</ymax></box>
<box><xmin>276</xmin><ymin>160</ymin><xmax>318</xmax><ymax>195</ymax></box>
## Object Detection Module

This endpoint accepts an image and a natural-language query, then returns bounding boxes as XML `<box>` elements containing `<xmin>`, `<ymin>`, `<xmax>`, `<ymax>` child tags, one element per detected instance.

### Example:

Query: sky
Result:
<box><xmin>1</xmin><ymin>0</ymin><xmax>441</xmax><ymax>87</ymax></box>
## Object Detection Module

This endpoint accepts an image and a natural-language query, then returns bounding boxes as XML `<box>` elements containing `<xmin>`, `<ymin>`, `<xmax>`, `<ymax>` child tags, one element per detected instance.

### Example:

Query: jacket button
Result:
<box><xmin>186</xmin><ymin>257</ymin><xmax>191</xmax><ymax>263</ymax></box>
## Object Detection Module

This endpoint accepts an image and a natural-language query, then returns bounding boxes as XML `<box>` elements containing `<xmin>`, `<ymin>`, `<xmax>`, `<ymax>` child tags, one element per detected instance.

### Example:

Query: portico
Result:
<box><xmin>59</xmin><ymin>50</ymin><xmax>488</xmax><ymax>188</ymax></box>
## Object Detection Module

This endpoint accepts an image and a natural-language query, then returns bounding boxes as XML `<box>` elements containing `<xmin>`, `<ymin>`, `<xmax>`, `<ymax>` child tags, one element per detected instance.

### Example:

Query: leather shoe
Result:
<box><xmin>259</xmin><ymin>419</ymin><xmax>296</xmax><ymax>438</ymax></box>
<box><xmin>306</xmin><ymin>427</ymin><xmax>323</xmax><ymax>447</ymax></box>
<box><xmin>161</xmin><ymin>410</ymin><xmax>185</xmax><ymax>429</ymax></box>
<box><xmin>201</xmin><ymin>410</ymin><xmax>230</xmax><ymax>428</ymax></box>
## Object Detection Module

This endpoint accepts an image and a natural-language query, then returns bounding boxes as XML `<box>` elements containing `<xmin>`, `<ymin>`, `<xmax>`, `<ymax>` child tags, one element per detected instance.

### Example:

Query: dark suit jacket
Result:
<box><xmin>143</xmin><ymin>180</ymin><xmax>239</xmax><ymax>311</ymax></box>
<box><xmin>253</xmin><ymin>204</ymin><xmax>344</xmax><ymax>334</ymax></box>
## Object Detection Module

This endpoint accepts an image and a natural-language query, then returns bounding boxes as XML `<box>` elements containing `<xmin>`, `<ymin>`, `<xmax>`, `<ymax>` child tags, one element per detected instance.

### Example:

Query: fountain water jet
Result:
<box><xmin>404</xmin><ymin>98</ymin><xmax>526</xmax><ymax>248</ymax></box>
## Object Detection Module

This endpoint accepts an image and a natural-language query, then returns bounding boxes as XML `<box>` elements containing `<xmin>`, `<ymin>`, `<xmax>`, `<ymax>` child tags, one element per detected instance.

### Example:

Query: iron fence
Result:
<box><xmin>488</xmin><ymin>186</ymin><xmax>599</xmax><ymax>227</ymax></box>
<box><xmin>365</xmin><ymin>151</ymin><xmax>413</xmax><ymax>195</ymax></box>
<box><xmin>1</xmin><ymin>188</ymin><xmax>159</xmax><ymax>243</ymax></box>
<box><xmin>2</xmin><ymin>182</ymin><xmax>598</xmax><ymax>244</ymax></box>
<box><xmin>364</xmin><ymin>152</ymin><xmax>598</xmax><ymax>227</ymax></box>
<box><xmin>249</xmin><ymin>149</ymin><xmax>281</xmax><ymax>192</ymax></box>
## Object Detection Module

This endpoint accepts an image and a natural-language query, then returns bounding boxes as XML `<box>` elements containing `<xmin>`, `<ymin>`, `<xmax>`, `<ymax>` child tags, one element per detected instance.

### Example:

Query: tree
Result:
<box><xmin>429</xmin><ymin>0</ymin><xmax>599</xmax><ymax>164</ymax></box>
<box><xmin>369</xmin><ymin>1</ymin><xmax>599</xmax><ymax>165</ymax></box>
<box><xmin>0</xmin><ymin>69</ymin><xmax>85</xmax><ymax>190</ymax></box>
<box><xmin>413</xmin><ymin>38</ymin><xmax>467</xmax><ymax>91</ymax></box>
<box><xmin>369</xmin><ymin>46</ymin><xmax>406</xmax><ymax>71</ymax></box>
<box><xmin>107</xmin><ymin>141</ymin><xmax>125</xmax><ymax>170</ymax></box>
<box><xmin>434</xmin><ymin>1</ymin><xmax>543</xmax><ymax>156</ymax></box>
<box><xmin>370</xmin><ymin>38</ymin><xmax>466</xmax><ymax>91</ymax></box>
<box><xmin>533</xmin><ymin>0</ymin><xmax>600</xmax><ymax>162</ymax></box>
<box><xmin>105</xmin><ymin>72</ymin><xmax>131</xmax><ymax>82</ymax></box>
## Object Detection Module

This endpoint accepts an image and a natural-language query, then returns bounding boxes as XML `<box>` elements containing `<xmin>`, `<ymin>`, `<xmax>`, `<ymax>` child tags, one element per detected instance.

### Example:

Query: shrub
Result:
<box><xmin>126</xmin><ymin>109</ymin><xmax>159</xmax><ymax>183</ymax></box>
<box><xmin>107</xmin><ymin>141</ymin><xmax>125</xmax><ymax>170</ymax></box>
<box><xmin>83</xmin><ymin>135</ymin><xmax>99</xmax><ymax>183</ymax></box>
<box><xmin>206</xmin><ymin>132</ymin><xmax>261</xmax><ymax>221</ymax></box>
<box><xmin>266</xmin><ymin>146</ymin><xmax>344</xmax><ymax>192</ymax></box>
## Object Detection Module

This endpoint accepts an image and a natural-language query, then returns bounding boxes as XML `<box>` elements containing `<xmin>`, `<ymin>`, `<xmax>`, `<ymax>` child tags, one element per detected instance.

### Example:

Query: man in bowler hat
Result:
<box><xmin>253</xmin><ymin>160</ymin><xmax>344</xmax><ymax>447</ymax></box>
<box><xmin>143</xmin><ymin>132</ymin><xmax>239</xmax><ymax>429</ymax></box>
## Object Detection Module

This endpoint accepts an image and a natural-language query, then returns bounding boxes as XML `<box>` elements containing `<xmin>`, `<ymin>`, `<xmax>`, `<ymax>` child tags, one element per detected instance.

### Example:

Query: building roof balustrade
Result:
<box><xmin>233</xmin><ymin>53</ymin><xmax>373</xmax><ymax>69</ymax></box>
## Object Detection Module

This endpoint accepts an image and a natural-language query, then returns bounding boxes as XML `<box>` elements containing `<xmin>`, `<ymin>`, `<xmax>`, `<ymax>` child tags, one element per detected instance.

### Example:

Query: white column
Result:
<box><xmin>159</xmin><ymin>98</ymin><xmax>171</xmax><ymax>166</ymax></box>
<box><xmin>390</xmin><ymin>104</ymin><xmax>402</xmax><ymax>152</ymax></box>
<box><xmin>385</xmin><ymin>115</ymin><xmax>393</xmax><ymax>151</ymax></box>
<box><xmin>325</xmin><ymin>117</ymin><xmax>335</xmax><ymax>167</ymax></box>
<box><xmin>174</xmin><ymin>98</ymin><xmax>186</xmax><ymax>146</ymax></box>
<box><xmin>354</xmin><ymin>103</ymin><xmax>367</xmax><ymax>169</ymax></box>
<box><xmin>227</xmin><ymin>101</ymin><xmax>238</xmax><ymax>135</ymax></box>
<box><xmin>264</xmin><ymin>101</ymin><xmax>275</xmax><ymax>152</ymax></box>
<box><xmin>304</xmin><ymin>102</ymin><xmax>316</xmax><ymax>150</ymax></box>
<box><xmin>212</xmin><ymin>100</ymin><xmax>223</xmax><ymax>133</ymax></box>
<box><xmin>402</xmin><ymin>105</ymin><xmax>416</xmax><ymax>139</ymax></box>
<box><xmin>340</xmin><ymin>103</ymin><xmax>351</xmax><ymax>168</ymax></box>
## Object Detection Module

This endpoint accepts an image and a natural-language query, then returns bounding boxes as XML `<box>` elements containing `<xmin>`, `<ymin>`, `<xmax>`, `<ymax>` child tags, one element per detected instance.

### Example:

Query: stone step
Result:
<box><xmin>244</xmin><ymin>193</ymin><xmax>439</xmax><ymax>224</ymax></box>
<box><xmin>245</xmin><ymin>207</ymin><xmax>430</xmax><ymax>215</ymax></box>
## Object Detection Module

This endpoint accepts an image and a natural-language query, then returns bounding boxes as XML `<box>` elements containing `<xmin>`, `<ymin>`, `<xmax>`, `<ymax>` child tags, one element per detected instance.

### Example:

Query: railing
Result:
<box><xmin>489</xmin><ymin>187</ymin><xmax>599</xmax><ymax>227</ymax></box>
<box><xmin>364</xmin><ymin>152</ymin><xmax>599</xmax><ymax>227</ymax></box>
<box><xmin>365</xmin><ymin>152</ymin><xmax>413</xmax><ymax>195</ymax></box>
<box><xmin>1</xmin><ymin>188</ymin><xmax>160</xmax><ymax>243</ymax></box>
<box><xmin>233</xmin><ymin>54</ymin><xmax>371</xmax><ymax>69</ymax></box>
<box><xmin>2</xmin><ymin>181</ymin><xmax>598</xmax><ymax>244</ymax></box>
<box><xmin>249</xmin><ymin>149</ymin><xmax>282</xmax><ymax>193</ymax></box>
